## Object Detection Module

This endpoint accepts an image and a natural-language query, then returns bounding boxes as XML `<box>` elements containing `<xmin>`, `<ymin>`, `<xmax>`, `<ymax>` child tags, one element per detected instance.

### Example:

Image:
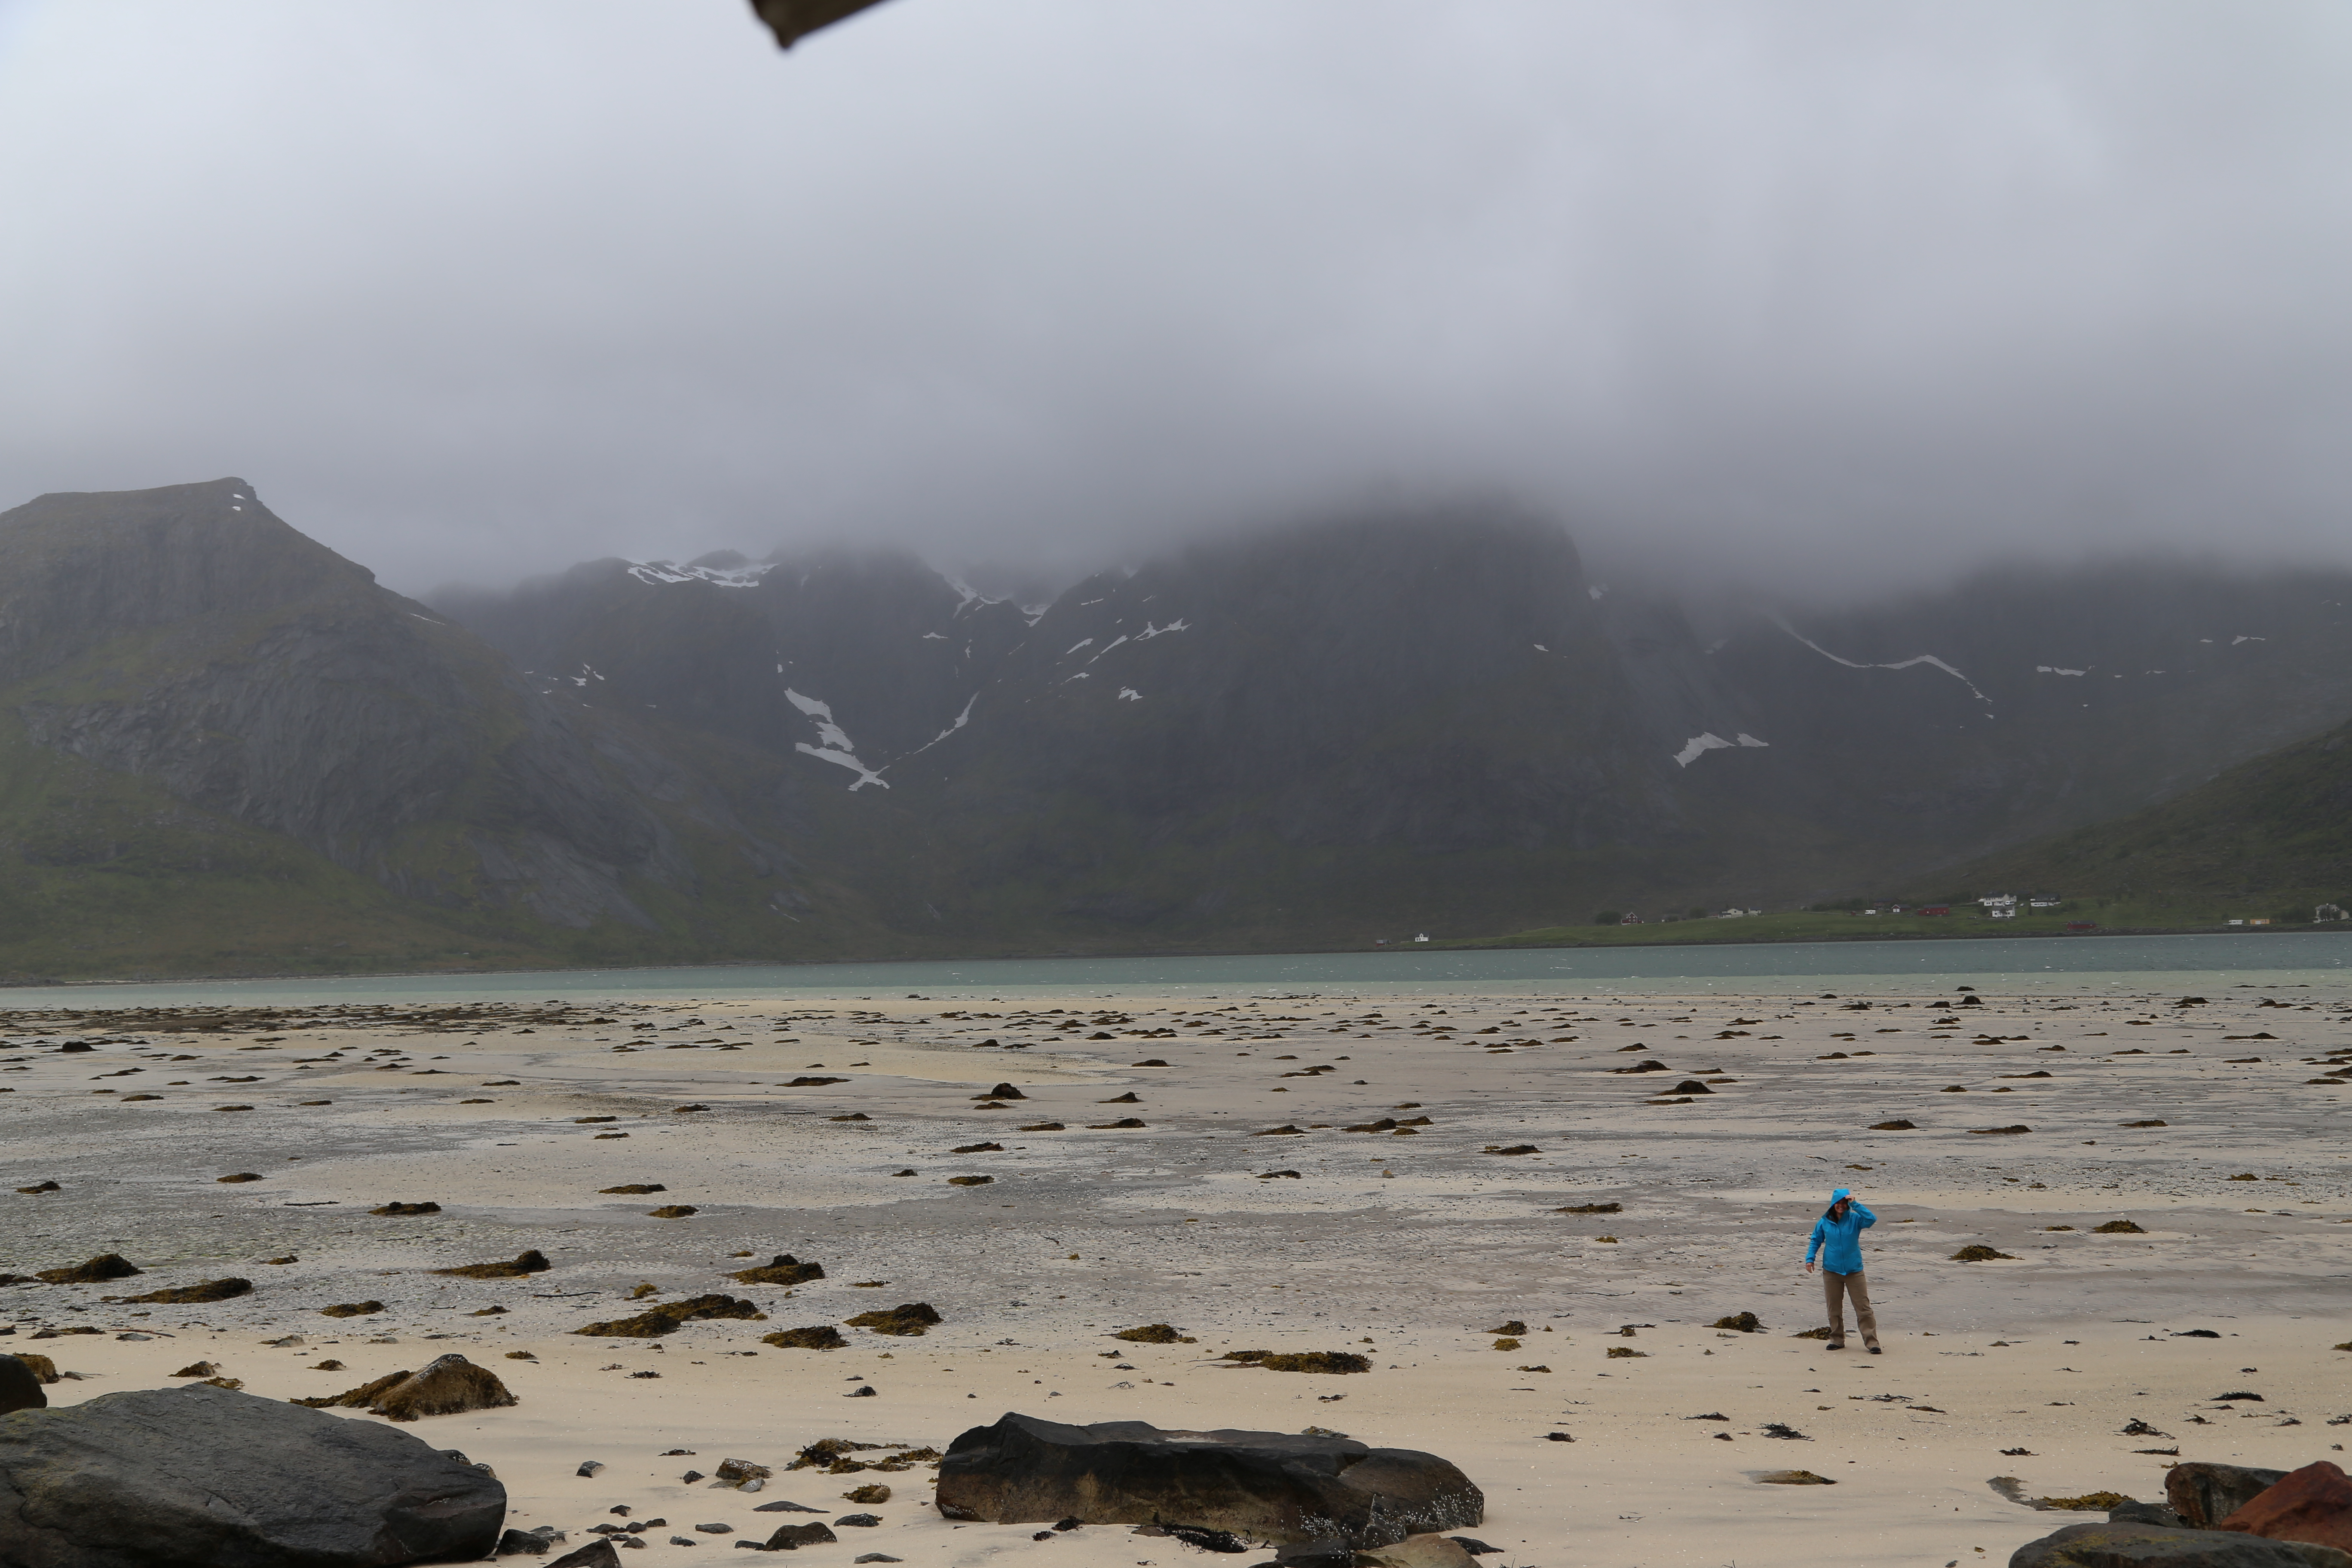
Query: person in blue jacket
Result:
<box><xmin>1803</xmin><ymin>1188</ymin><xmax>1880</xmax><ymax>1352</ymax></box>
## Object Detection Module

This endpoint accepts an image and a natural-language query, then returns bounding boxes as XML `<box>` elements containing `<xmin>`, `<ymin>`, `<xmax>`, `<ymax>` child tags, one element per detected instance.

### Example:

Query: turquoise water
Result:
<box><xmin>2</xmin><ymin>930</ymin><xmax>2346</xmax><ymax>1010</ymax></box>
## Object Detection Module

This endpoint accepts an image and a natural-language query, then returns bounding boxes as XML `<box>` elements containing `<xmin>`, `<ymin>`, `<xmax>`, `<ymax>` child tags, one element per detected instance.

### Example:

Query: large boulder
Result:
<box><xmin>2173</xmin><ymin>1467</ymin><xmax>2293</xmax><ymax>1529</ymax></box>
<box><xmin>2010</xmin><ymin>1521</ymin><xmax>2350</xmax><ymax>1568</ymax></box>
<box><xmin>0</xmin><ymin>1382</ymin><xmax>505</xmax><ymax>1566</ymax></box>
<box><xmin>934</xmin><ymin>1413</ymin><xmax>1482</xmax><ymax>1548</ymax></box>
<box><xmin>2220</xmin><ymin>1463</ymin><xmax>2352</xmax><ymax>1553</ymax></box>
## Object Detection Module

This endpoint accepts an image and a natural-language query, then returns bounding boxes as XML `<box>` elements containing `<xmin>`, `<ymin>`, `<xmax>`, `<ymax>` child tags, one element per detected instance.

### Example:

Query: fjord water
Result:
<box><xmin>2</xmin><ymin>930</ymin><xmax>2345</xmax><ymax>1011</ymax></box>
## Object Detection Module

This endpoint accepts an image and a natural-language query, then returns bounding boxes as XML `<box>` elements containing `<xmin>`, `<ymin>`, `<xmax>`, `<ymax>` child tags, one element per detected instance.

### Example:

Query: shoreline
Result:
<box><xmin>3</xmin><ymin>925</ymin><xmax>2348</xmax><ymax>995</ymax></box>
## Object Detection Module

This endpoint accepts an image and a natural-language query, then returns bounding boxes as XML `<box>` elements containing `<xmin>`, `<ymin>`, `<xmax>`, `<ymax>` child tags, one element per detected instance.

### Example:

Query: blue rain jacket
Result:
<box><xmin>1806</xmin><ymin>1201</ymin><xmax>1876</xmax><ymax>1274</ymax></box>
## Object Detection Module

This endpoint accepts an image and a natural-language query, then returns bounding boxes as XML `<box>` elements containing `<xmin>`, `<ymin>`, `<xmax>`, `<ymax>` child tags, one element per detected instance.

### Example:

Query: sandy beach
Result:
<box><xmin>6</xmin><ymin>979</ymin><xmax>2349</xmax><ymax>1566</ymax></box>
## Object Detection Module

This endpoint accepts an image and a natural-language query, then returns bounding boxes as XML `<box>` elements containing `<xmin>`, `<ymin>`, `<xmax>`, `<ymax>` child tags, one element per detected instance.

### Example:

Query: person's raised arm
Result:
<box><xmin>1852</xmin><ymin>1201</ymin><xmax>1877</xmax><ymax>1230</ymax></box>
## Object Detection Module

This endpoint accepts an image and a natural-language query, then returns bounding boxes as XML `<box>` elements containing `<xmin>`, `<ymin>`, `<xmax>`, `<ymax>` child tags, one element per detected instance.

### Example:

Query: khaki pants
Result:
<box><xmin>1822</xmin><ymin>1269</ymin><xmax>1877</xmax><ymax>1346</ymax></box>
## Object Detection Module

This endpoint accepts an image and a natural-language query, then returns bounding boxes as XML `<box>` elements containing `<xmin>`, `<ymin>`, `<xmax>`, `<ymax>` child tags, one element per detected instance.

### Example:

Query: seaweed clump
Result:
<box><xmin>1220</xmin><ymin>1349</ymin><xmax>1370</xmax><ymax>1374</ymax></box>
<box><xmin>730</xmin><ymin>1254</ymin><xmax>826</xmax><ymax>1286</ymax></box>
<box><xmin>113</xmin><ymin>1278</ymin><xmax>252</xmax><ymax>1305</ymax></box>
<box><xmin>33</xmin><ymin>1254</ymin><xmax>140</xmax><ymax>1284</ymax></box>
<box><xmin>435</xmin><ymin>1250</ymin><xmax>551</xmax><ymax>1280</ymax></box>
<box><xmin>789</xmin><ymin>1438</ymin><xmax>943</xmax><ymax>1473</ymax></box>
<box><xmin>844</xmin><ymin>1303</ymin><xmax>942</xmax><ymax>1337</ymax></box>
<box><xmin>1113</xmin><ymin>1323</ymin><xmax>1196</xmax><ymax>1344</ymax></box>
<box><xmin>576</xmin><ymin>1293</ymin><xmax>765</xmax><ymax>1338</ymax></box>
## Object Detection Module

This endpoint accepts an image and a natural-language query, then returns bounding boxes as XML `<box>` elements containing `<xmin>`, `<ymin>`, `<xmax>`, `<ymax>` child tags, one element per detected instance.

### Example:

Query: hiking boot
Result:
<box><xmin>1866</xmin><ymin>1344</ymin><xmax>1882</xmax><ymax>1354</ymax></box>
<box><xmin>1825</xmin><ymin>1340</ymin><xmax>1845</xmax><ymax>1351</ymax></box>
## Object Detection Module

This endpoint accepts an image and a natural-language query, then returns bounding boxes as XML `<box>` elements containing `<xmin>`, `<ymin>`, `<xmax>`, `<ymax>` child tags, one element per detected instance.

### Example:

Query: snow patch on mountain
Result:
<box><xmin>2037</xmin><ymin>665</ymin><xmax>2087</xmax><ymax>676</ymax></box>
<box><xmin>1774</xmin><ymin>617</ymin><xmax>1991</xmax><ymax>703</ymax></box>
<box><xmin>1133</xmin><ymin>618</ymin><xmax>1191</xmax><ymax>640</ymax></box>
<box><xmin>626</xmin><ymin>559</ymin><xmax>775</xmax><ymax>589</ymax></box>
<box><xmin>899</xmin><ymin>693</ymin><xmax>979</xmax><ymax>762</ymax></box>
<box><xmin>1674</xmin><ymin>731</ymin><xmax>1771</xmax><ymax>767</ymax></box>
<box><xmin>1118</xmin><ymin>688</ymin><xmax>1142</xmax><ymax>701</ymax></box>
<box><xmin>784</xmin><ymin>688</ymin><xmax>888</xmax><ymax>791</ymax></box>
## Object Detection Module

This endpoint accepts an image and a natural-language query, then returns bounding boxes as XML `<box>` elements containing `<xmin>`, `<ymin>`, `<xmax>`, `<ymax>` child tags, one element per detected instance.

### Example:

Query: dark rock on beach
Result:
<box><xmin>0</xmin><ymin>1355</ymin><xmax>46</xmax><ymax>1415</ymax></box>
<box><xmin>2008</xmin><ymin>1521</ymin><xmax>2341</xmax><ymax>1568</ymax></box>
<box><xmin>934</xmin><ymin>1412</ymin><xmax>1481</xmax><ymax>1547</ymax></box>
<box><xmin>2171</xmin><ymin>1466</ymin><xmax>2293</xmax><ymax>1529</ymax></box>
<box><xmin>2215</xmin><ymin>1461</ymin><xmax>2352</xmax><ymax>1553</ymax></box>
<box><xmin>761</xmin><ymin>1521</ymin><xmax>839</xmax><ymax>1549</ymax></box>
<box><xmin>0</xmin><ymin>1382</ymin><xmax>505</xmax><ymax>1566</ymax></box>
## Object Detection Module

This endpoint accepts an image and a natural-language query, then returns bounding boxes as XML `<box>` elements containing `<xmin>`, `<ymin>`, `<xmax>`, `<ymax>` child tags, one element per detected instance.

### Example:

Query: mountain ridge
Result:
<box><xmin>4</xmin><ymin>478</ymin><xmax>2351</xmax><ymax>977</ymax></box>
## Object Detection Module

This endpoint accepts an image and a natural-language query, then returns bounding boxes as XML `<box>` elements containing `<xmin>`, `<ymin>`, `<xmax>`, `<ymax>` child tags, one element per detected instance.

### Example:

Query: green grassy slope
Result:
<box><xmin>1446</xmin><ymin>717</ymin><xmax>2352</xmax><ymax>952</ymax></box>
<box><xmin>1927</xmin><ymin>716</ymin><xmax>2352</xmax><ymax>922</ymax></box>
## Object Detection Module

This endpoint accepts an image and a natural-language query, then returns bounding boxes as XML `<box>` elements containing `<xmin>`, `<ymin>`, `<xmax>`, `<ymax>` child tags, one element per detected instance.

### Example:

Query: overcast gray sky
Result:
<box><xmin>2</xmin><ymin>0</ymin><xmax>2346</xmax><ymax>599</ymax></box>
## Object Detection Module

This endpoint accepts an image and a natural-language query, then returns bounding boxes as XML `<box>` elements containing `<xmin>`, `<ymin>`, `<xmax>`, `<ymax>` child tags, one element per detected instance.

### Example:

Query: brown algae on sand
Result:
<box><xmin>577</xmin><ymin>1294</ymin><xmax>764</xmax><ymax>1338</ymax></box>
<box><xmin>435</xmin><ymin>1249</ymin><xmax>551</xmax><ymax>1279</ymax></box>
<box><xmin>844</xmin><ymin>1303</ymin><xmax>942</xmax><ymax>1337</ymax></box>
<box><xmin>731</xmin><ymin>1254</ymin><xmax>826</xmax><ymax>1286</ymax></box>
<box><xmin>1219</xmin><ymin>1349</ymin><xmax>1370</xmax><ymax>1373</ymax></box>
<box><xmin>1113</xmin><ymin>1324</ymin><xmax>1197</xmax><ymax>1344</ymax></box>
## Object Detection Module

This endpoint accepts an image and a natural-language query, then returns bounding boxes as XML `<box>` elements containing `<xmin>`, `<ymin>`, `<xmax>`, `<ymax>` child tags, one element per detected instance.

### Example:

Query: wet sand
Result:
<box><xmin>5</xmin><ymin>982</ymin><xmax>2349</xmax><ymax>1566</ymax></box>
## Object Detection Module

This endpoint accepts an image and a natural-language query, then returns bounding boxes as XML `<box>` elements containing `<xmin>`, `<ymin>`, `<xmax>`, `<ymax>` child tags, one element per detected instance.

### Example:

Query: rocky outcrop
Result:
<box><xmin>2218</xmin><ymin>1463</ymin><xmax>2352</xmax><ymax>1553</ymax></box>
<box><xmin>2010</xmin><ymin>1521</ymin><xmax>2349</xmax><ymax>1568</ymax></box>
<box><xmin>934</xmin><ymin>1413</ymin><xmax>1482</xmax><ymax>1548</ymax></box>
<box><xmin>0</xmin><ymin>1382</ymin><xmax>505</xmax><ymax>1566</ymax></box>
<box><xmin>2173</xmin><ymin>1467</ymin><xmax>2294</xmax><ymax>1530</ymax></box>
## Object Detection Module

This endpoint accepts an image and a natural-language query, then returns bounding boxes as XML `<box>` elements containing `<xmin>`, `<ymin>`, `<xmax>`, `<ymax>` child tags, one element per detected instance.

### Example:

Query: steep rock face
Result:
<box><xmin>911</xmin><ymin>508</ymin><xmax>1699</xmax><ymax>854</ymax></box>
<box><xmin>439</xmin><ymin>545</ymin><xmax>1029</xmax><ymax>769</ymax></box>
<box><xmin>1</xmin><ymin>481</ymin><xmax>690</xmax><ymax>928</ymax></box>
